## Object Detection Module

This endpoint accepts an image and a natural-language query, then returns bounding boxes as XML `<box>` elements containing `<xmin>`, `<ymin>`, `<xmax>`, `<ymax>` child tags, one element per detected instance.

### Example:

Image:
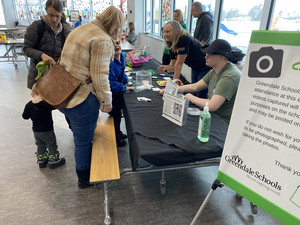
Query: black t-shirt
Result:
<box><xmin>22</xmin><ymin>100</ymin><xmax>55</xmax><ymax>132</ymax></box>
<box><xmin>169</xmin><ymin>34</ymin><xmax>211</xmax><ymax>72</ymax></box>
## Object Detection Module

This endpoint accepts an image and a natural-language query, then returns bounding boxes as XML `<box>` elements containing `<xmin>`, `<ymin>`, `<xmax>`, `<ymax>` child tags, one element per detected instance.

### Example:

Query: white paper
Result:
<box><xmin>164</xmin><ymin>80</ymin><xmax>179</xmax><ymax>96</ymax></box>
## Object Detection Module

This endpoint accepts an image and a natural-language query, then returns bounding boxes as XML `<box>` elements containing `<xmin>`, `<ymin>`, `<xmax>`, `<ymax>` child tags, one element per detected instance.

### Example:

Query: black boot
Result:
<box><xmin>76</xmin><ymin>169</ymin><xmax>93</xmax><ymax>189</ymax></box>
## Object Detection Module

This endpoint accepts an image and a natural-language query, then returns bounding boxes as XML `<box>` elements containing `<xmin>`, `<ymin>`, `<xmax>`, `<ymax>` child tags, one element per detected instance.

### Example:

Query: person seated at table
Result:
<box><xmin>126</xmin><ymin>22</ymin><xmax>137</xmax><ymax>45</ymax></box>
<box><xmin>160</xmin><ymin>39</ymin><xmax>241</xmax><ymax>124</ymax></box>
<box><xmin>158</xmin><ymin>20</ymin><xmax>211</xmax><ymax>99</ymax></box>
<box><xmin>109</xmin><ymin>40</ymin><xmax>135</xmax><ymax>147</ymax></box>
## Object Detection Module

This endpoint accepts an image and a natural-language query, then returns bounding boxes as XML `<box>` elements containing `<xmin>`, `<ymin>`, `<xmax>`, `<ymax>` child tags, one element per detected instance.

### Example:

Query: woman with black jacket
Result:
<box><xmin>23</xmin><ymin>0</ymin><xmax>71</xmax><ymax>89</ymax></box>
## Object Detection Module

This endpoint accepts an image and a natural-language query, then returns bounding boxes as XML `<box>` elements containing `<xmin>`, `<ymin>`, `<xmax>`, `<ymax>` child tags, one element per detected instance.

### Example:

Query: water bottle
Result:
<box><xmin>197</xmin><ymin>102</ymin><xmax>211</xmax><ymax>142</ymax></box>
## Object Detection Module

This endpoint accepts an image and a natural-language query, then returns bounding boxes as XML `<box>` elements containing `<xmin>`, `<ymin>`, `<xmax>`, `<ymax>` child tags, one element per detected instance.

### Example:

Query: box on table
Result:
<box><xmin>0</xmin><ymin>32</ymin><xmax>8</xmax><ymax>43</ymax></box>
<box><xmin>136</xmin><ymin>70</ymin><xmax>152</xmax><ymax>86</ymax></box>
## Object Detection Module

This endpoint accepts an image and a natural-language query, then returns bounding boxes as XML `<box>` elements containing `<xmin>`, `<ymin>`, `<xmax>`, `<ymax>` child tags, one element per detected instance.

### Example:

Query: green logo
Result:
<box><xmin>292</xmin><ymin>62</ymin><xmax>300</xmax><ymax>71</ymax></box>
<box><xmin>290</xmin><ymin>185</ymin><xmax>300</xmax><ymax>208</ymax></box>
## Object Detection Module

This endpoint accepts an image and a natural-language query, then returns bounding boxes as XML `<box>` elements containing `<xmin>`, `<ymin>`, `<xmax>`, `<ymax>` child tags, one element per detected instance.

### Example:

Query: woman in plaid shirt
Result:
<box><xmin>59</xmin><ymin>6</ymin><xmax>124</xmax><ymax>189</ymax></box>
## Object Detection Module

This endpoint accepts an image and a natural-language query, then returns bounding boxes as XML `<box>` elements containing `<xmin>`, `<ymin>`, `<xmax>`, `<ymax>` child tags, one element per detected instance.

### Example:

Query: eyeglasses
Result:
<box><xmin>114</xmin><ymin>41</ymin><xmax>120</xmax><ymax>45</ymax></box>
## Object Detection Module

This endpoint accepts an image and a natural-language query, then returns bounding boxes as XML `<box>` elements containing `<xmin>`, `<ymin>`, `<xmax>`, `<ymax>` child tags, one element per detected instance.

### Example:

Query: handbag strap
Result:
<box><xmin>56</xmin><ymin>58</ymin><xmax>92</xmax><ymax>84</ymax></box>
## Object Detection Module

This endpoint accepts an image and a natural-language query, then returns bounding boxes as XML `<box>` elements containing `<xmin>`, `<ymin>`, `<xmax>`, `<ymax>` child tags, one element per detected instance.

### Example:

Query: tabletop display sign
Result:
<box><xmin>162</xmin><ymin>91</ymin><xmax>187</xmax><ymax>126</ymax></box>
<box><xmin>217</xmin><ymin>31</ymin><xmax>300</xmax><ymax>224</ymax></box>
<box><xmin>69</xmin><ymin>10</ymin><xmax>80</xmax><ymax>22</ymax></box>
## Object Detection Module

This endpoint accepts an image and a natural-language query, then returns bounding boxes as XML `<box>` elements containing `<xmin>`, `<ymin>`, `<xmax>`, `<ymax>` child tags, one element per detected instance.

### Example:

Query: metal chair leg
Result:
<box><xmin>104</xmin><ymin>182</ymin><xmax>111</xmax><ymax>225</ymax></box>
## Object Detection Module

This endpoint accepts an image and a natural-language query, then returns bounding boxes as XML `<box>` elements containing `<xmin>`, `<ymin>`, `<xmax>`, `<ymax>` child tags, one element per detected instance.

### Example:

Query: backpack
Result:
<box><xmin>231</xmin><ymin>46</ymin><xmax>245</xmax><ymax>63</ymax></box>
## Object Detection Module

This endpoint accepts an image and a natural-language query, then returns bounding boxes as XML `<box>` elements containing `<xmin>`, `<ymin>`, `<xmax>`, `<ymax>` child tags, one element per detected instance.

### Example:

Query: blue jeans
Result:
<box><xmin>191</xmin><ymin>69</ymin><xmax>210</xmax><ymax>99</ymax></box>
<box><xmin>59</xmin><ymin>93</ymin><xmax>100</xmax><ymax>171</ymax></box>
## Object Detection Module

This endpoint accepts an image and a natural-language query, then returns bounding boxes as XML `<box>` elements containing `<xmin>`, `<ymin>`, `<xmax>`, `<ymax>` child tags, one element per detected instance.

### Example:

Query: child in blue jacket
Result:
<box><xmin>109</xmin><ymin>40</ymin><xmax>134</xmax><ymax>147</ymax></box>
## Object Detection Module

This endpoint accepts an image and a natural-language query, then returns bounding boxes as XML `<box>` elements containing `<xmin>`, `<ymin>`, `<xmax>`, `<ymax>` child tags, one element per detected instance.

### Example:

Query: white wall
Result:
<box><xmin>137</xmin><ymin>33</ymin><xmax>192</xmax><ymax>82</ymax></box>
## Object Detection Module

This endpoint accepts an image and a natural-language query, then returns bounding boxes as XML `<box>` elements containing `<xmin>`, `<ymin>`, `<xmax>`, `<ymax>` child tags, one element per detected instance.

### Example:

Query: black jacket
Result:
<box><xmin>23</xmin><ymin>19</ymin><xmax>72</xmax><ymax>89</ymax></box>
<box><xmin>22</xmin><ymin>100</ymin><xmax>55</xmax><ymax>132</ymax></box>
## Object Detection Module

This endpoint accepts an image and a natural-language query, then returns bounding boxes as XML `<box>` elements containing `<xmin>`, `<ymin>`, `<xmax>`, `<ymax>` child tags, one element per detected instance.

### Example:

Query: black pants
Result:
<box><xmin>109</xmin><ymin>93</ymin><xmax>125</xmax><ymax>141</ymax></box>
<box><xmin>162</xmin><ymin>53</ymin><xmax>171</xmax><ymax>66</ymax></box>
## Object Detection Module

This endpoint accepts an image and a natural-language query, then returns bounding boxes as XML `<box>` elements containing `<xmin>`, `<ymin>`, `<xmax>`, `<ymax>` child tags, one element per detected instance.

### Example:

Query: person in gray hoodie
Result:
<box><xmin>23</xmin><ymin>0</ymin><xmax>71</xmax><ymax>89</ymax></box>
<box><xmin>191</xmin><ymin>1</ymin><xmax>213</xmax><ymax>45</ymax></box>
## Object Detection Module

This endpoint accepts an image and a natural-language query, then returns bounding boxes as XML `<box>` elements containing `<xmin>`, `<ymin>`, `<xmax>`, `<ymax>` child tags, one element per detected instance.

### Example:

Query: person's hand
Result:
<box><xmin>32</xmin><ymin>94</ymin><xmax>43</xmax><ymax>103</ymax></box>
<box><xmin>41</xmin><ymin>53</ymin><xmax>55</xmax><ymax>66</ymax></box>
<box><xmin>184</xmin><ymin>93</ymin><xmax>195</xmax><ymax>101</ymax></box>
<box><xmin>159</xmin><ymin>88</ymin><xmax>165</xmax><ymax>95</ymax></box>
<box><xmin>101</xmin><ymin>104</ymin><xmax>112</xmax><ymax>113</ymax></box>
<box><xmin>157</xmin><ymin>65</ymin><xmax>167</xmax><ymax>72</ymax></box>
<box><xmin>126</xmin><ymin>86</ymin><xmax>135</xmax><ymax>91</ymax></box>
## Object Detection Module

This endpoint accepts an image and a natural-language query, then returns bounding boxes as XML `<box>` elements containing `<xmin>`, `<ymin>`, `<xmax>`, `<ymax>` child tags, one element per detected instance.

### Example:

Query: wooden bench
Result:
<box><xmin>90</xmin><ymin>112</ymin><xmax>120</xmax><ymax>225</ymax></box>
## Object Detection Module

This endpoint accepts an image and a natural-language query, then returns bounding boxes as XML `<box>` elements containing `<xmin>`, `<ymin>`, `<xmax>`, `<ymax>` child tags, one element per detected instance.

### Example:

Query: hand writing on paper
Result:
<box><xmin>101</xmin><ymin>104</ymin><xmax>112</xmax><ymax>113</ymax></box>
<box><xmin>41</xmin><ymin>53</ymin><xmax>55</xmax><ymax>66</ymax></box>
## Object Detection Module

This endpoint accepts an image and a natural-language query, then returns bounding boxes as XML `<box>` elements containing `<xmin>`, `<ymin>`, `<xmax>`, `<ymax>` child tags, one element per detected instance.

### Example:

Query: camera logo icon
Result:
<box><xmin>248</xmin><ymin>47</ymin><xmax>283</xmax><ymax>78</ymax></box>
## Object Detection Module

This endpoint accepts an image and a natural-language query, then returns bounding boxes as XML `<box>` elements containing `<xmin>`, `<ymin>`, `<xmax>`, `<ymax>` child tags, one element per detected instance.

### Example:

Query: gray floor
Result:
<box><xmin>0</xmin><ymin>53</ymin><xmax>284</xmax><ymax>225</ymax></box>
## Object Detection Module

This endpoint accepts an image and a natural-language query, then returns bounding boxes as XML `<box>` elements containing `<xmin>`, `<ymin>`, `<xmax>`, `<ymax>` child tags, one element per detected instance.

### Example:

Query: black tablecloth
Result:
<box><xmin>123</xmin><ymin>59</ymin><xmax>228</xmax><ymax>170</ymax></box>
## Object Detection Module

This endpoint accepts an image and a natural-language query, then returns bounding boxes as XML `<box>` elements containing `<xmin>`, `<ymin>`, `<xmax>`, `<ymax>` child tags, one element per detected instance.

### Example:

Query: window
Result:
<box><xmin>0</xmin><ymin>0</ymin><xmax>6</xmax><ymax>25</ymax></box>
<box><xmin>92</xmin><ymin>0</ymin><xmax>111</xmax><ymax>18</ymax></box>
<box><xmin>271</xmin><ymin>0</ymin><xmax>300</xmax><ymax>31</ymax></box>
<box><xmin>162</xmin><ymin>0</ymin><xmax>172</xmax><ymax>28</ymax></box>
<box><xmin>152</xmin><ymin>0</ymin><xmax>160</xmax><ymax>36</ymax></box>
<box><xmin>145</xmin><ymin>0</ymin><xmax>151</xmax><ymax>33</ymax></box>
<box><xmin>73</xmin><ymin>0</ymin><xmax>91</xmax><ymax>24</ymax></box>
<box><xmin>13</xmin><ymin>0</ymin><xmax>116</xmax><ymax>25</ymax></box>
<box><xmin>219</xmin><ymin>0</ymin><xmax>264</xmax><ymax>52</ymax></box>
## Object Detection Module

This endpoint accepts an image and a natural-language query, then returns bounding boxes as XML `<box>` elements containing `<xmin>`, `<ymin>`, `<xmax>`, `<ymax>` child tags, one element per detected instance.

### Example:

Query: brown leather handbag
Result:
<box><xmin>35</xmin><ymin>62</ymin><xmax>81</xmax><ymax>109</ymax></box>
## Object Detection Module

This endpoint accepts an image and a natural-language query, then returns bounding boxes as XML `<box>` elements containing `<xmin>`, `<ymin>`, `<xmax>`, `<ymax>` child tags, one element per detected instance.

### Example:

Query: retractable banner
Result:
<box><xmin>217</xmin><ymin>31</ymin><xmax>300</xmax><ymax>224</ymax></box>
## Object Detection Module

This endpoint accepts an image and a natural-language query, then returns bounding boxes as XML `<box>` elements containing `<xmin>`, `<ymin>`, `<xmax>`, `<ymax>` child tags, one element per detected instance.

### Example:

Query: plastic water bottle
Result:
<box><xmin>197</xmin><ymin>102</ymin><xmax>211</xmax><ymax>142</ymax></box>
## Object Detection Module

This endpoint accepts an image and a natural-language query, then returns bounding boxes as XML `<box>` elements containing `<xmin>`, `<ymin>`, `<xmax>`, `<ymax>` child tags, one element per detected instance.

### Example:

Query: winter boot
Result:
<box><xmin>48</xmin><ymin>151</ymin><xmax>66</xmax><ymax>169</ymax></box>
<box><xmin>118</xmin><ymin>131</ymin><xmax>128</xmax><ymax>140</ymax></box>
<box><xmin>36</xmin><ymin>152</ymin><xmax>48</xmax><ymax>168</ymax></box>
<box><xmin>76</xmin><ymin>169</ymin><xmax>93</xmax><ymax>189</ymax></box>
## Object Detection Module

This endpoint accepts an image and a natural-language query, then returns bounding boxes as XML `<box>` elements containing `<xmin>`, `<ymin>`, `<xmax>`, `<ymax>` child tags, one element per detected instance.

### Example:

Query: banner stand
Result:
<box><xmin>190</xmin><ymin>180</ymin><xmax>223</xmax><ymax>225</ymax></box>
<box><xmin>190</xmin><ymin>179</ymin><xmax>258</xmax><ymax>225</ymax></box>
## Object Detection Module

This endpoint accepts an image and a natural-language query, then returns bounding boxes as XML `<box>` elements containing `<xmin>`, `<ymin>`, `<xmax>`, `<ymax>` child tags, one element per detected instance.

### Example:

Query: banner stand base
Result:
<box><xmin>190</xmin><ymin>179</ymin><xmax>224</xmax><ymax>225</ymax></box>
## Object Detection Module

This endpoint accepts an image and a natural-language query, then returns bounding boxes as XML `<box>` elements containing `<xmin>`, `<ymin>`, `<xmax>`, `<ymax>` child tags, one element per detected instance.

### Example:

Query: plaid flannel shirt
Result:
<box><xmin>60</xmin><ymin>18</ymin><xmax>114</xmax><ymax>109</ymax></box>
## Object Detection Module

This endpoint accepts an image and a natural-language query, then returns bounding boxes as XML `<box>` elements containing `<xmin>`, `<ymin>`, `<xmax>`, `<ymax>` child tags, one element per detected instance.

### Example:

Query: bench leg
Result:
<box><xmin>104</xmin><ymin>182</ymin><xmax>111</xmax><ymax>225</ymax></box>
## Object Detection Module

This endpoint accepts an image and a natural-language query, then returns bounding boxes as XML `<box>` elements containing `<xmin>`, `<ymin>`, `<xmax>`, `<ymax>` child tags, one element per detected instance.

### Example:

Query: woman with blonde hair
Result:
<box><xmin>126</xmin><ymin>22</ymin><xmax>137</xmax><ymax>45</ymax></box>
<box><xmin>162</xmin><ymin>9</ymin><xmax>187</xmax><ymax>65</ymax></box>
<box><xmin>158</xmin><ymin>20</ymin><xmax>211</xmax><ymax>99</ymax></box>
<box><xmin>59</xmin><ymin>6</ymin><xmax>124</xmax><ymax>189</ymax></box>
<box><xmin>173</xmin><ymin>9</ymin><xmax>187</xmax><ymax>30</ymax></box>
